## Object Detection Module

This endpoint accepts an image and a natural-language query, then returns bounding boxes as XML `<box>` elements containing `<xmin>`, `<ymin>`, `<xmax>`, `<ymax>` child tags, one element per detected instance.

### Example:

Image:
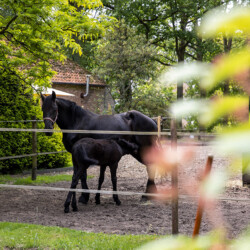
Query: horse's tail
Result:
<box><xmin>74</xmin><ymin>145</ymin><xmax>99</xmax><ymax>166</ymax></box>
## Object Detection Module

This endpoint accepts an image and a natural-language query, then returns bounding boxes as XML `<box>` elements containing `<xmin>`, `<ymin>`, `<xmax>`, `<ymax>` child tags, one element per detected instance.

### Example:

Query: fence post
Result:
<box><xmin>32</xmin><ymin>117</ymin><xmax>37</xmax><ymax>180</ymax></box>
<box><xmin>193</xmin><ymin>156</ymin><xmax>213</xmax><ymax>237</ymax></box>
<box><xmin>157</xmin><ymin>116</ymin><xmax>161</xmax><ymax>139</ymax></box>
<box><xmin>171</xmin><ymin>118</ymin><xmax>178</xmax><ymax>234</ymax></box>
<box><xmin>242</xmin><ymin>96</ymin><xmax>250</xmax><ymax>186</ymax></box>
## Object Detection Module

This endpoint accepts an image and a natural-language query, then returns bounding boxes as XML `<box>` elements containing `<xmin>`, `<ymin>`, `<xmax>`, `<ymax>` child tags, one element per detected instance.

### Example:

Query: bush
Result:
<box><xmin>0</xmin><ymin>74</ymin><xmax>69</xmax><ymax>174</ymax></box>
<box><xmin>37</xmin><ymin>124</ymin><xmax>70</xmax><ymax>170</ymax></box>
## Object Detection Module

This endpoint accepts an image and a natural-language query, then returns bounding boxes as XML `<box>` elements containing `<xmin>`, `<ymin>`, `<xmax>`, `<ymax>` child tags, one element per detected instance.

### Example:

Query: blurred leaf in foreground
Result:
<box><xmin>201</xmin><ymin>170</ymin><xmax>227</xmax><ymax>199</ymax></box>
<box><xmin>160</xmin><ymin>62</ymin><xmax>211</xmax><ymax>86</ymax></box>
<box><xmin>171</xmin><ymin>99</ymin><xmax>209</xmax><ymax>119</ymax></box>
<box><xmin>138</xmin><ymin>231</ymin><xmax>226</xmax><ymax>250</ymax></box>
<box><xmin>202</xmin><ymin>46</ymin><xmax>250</xmax><ymax>89</ymax></box>
<box><xmin>198</xmin><ymin>6</ymin><xmax>250</xmax><ymax>38</ymax></box>
<box><xmin>171</xmin><ymin>96</ymin><xmax>248</xmax><ymax>125</ymax></box>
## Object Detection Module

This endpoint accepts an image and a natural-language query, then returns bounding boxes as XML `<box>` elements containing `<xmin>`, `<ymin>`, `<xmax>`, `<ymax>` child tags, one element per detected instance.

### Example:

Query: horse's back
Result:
<box><xmin>90</xmin><ymin>113</ymin><xmax>130</xmax><ymax>131</ymax></box>
<box><xmin>73</xmin><ymin>138</ymin><xmax>122</xmax><ymax>166</ymax></box>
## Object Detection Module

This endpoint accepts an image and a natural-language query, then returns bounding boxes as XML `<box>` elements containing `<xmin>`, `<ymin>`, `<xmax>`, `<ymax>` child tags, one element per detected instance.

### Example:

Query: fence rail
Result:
<box><xmin>0</xmin><ymin>151</ymin><xmax>67</xmax><ymax>161</ymax></box>
<box><xmin>0</xmin><ymin>127</ymin><xmax>218</xmax><ymax>137</ymax></box>
<box><xmin>0</xmin><ymin>120</ymin><xmax>43</xmax><ymax>123</ymax></box>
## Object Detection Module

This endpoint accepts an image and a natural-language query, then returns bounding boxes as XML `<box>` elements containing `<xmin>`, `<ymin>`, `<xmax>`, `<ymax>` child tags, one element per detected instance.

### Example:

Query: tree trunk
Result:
<box><xmin>223</xmin><ymin>37</ymin><xmax>232</xmax><ymax>95</ymax></box>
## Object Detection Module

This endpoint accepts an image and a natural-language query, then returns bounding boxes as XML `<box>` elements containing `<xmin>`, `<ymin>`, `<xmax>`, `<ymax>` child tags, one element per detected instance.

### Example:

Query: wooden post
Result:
<box><xmin>171</xmin><ymin>118</ymin><xmax>178</xmax><ymax>234</ymax></box>
<box><xmin>192</xmin><ymin>156</ymin><xmax>213</xmax><ymax>237</ymax></box>
<box><xmin>242</xmin><ymin>96</ymin><xmax>250</xmax><ymax>186</ymax></box>
<box><xmin>32</xmin><ymin>118</ymin><xmax>37</xmax><ymax>180</ymax></box>
<box><xmin>157</xmin><ymin>116</ymin><xmax>161</xmax><ymax>139</ymax></box>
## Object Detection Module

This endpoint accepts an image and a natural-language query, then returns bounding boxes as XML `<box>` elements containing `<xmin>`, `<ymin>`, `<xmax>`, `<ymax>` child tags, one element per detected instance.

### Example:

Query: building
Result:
<box><xmin>51</xmin><ymin>60</ymin><xmax>114</xmax><ymax>114</ymax></box>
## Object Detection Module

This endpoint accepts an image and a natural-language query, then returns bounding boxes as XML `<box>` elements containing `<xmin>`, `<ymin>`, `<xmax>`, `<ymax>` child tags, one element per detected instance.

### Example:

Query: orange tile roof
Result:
<box><xmin>51</xmin><ymin>59</ymin><xmax>105</xmax><ymax>86</ymax></box>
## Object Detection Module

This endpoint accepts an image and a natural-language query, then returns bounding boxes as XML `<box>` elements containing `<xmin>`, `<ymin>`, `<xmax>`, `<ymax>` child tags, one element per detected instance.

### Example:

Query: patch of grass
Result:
<box><xmin>0</xmin><ymin>222</ymin><xmax>159</xmax><ymax>249</ymax></box>
<box><xmin>13</xmin><ymin>174</ymin><xmax>73</xmax><ymax>185</ymax></box>
<box><xmin>0</xmin><ymin>174</ymin><xmax>94</xmax><ymax>185</ymax></box>
<box><xmin>0</xmin><ymin>175</ymin><xmax>14</xmax><ymax>184</ymax></box>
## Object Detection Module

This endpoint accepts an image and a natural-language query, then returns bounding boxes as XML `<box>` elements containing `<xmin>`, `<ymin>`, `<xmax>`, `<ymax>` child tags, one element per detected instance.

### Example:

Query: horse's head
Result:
<box><xmin>41</xmin><ymin>91</ymin><xmax>58</xmax><ymax>136</ymax></box>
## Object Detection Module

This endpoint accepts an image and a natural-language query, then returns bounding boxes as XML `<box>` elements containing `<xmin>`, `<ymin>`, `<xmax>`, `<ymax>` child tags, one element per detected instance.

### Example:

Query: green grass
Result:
<box><xmin>0</xmin><ymin>173</ymin><xmax>94</xmax><ymax>185</ymax></box>
<box><xmin>0</xmin><ymin>222</ymin><xmax>158</xmax><ymax>249</ymax></box>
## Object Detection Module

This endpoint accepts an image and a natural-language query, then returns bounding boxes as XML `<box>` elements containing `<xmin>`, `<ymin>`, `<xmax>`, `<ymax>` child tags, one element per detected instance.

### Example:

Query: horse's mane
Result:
<box><xmin>57</xmin><ymin>97</ymin><xmax>96</xmax><ymax>119</ymax></box>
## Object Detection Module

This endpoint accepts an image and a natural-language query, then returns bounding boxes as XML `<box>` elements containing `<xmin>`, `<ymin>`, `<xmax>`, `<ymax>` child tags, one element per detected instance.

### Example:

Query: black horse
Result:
<box><xmin>41</xmin><ymin>91</ymin><xmax>157</xmax><ymax>201</ymax></box>
<box><xmin>64</xmin><ymin>138</ymin><xmax>139</xmax><ymax>213</ymax></box>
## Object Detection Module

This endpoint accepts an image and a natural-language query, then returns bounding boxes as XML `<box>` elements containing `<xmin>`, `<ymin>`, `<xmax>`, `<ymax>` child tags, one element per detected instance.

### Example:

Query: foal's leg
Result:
<box><xmin>78</xmin><ymin>168</ymin><xmax>89</xmax><ymax>204</ymax></box>
<box><xmin>64</xmin><ymin>171</ymin><xmax>80</xmax><ymax>213</ymax></box>
<box><xmin>95</xmin><ymin>165</ymin><xmax>107</xmax><ymax>205</ymax></box>
<box><xmin>110</xmin><ymin>163</ymin><xmax>121</xmax><ymax>205</ymax></box>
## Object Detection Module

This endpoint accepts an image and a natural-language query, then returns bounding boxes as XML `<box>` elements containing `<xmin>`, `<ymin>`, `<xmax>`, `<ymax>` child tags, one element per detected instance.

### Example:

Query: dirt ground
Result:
<box><xmin>0</xmin><ymin>145</ymin><xmax>249</xmax><ymax>238</ymax></box>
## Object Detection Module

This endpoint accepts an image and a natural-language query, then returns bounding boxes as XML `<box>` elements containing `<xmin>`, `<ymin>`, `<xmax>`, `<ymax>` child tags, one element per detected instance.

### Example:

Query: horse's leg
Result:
<box><xmin>110</xmin><ymin>163</ymin><xmax>121</xmax><ymax>205</ymax></box>
<box><xmin>78</xmin><ymin>168</ymin><xmax>89</xmax><ymax>204</ymax></box>
<box><xmin>132</xmin><ymin>150</ymin><xmax>157</xmax><ymax>202</ymax></box>
<box><xmin>71</xmin><ymin>169</ymin><xmax>83</xmax><ymax>211</ymax></box>
<box><xmin>142</xmin><ymin>165</ymin><xmax>157</xmax><ymax>202</ymax></box>
<box><xmin>64</xmin><ymin>171</ymin><xmax>80</xmax><ymax>213</ymax></box>
<box><xmin>95</xmin><ymin>165</ymin><xmax>107</xmax><ymax>205</ymax></box>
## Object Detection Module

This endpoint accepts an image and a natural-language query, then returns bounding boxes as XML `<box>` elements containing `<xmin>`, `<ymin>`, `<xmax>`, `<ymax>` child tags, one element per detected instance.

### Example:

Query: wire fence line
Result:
<box><xmin>0</xmin><ymin>127</ymin><xmax>217</xmax><ymax>137</ymax></box>
<box><xmin>0</xmin><ymin>127</ymin><xmax>170</xmax><ymax>135</ymax></box>
<box><xmin>0</xmin><ymin>151</ymin><xmax>68</xmax><ymax>161</ymax></box>
<box><xmin>0</xmin><ymin>120</ymin><xmax>43</xmax><ymax>123</ymax></box>
<box><xmin>0</xmin><ymin>184</ymin><xmax>249</xmax><ymax>203</ymax></box>
<box><xmin>0</xmin><ymin>127</ymin><xmax>215</xmax><ymax>161</ymax></box>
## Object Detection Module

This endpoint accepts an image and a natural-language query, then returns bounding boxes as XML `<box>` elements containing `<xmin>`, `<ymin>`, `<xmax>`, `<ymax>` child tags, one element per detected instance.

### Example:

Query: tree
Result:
<box><xmin>0</xmin><ymin>0</ymin><xmax>110</xmax><ymax>89</ymax></box>
<box><xmin>94</xmin><ymin>20</ymin><xmax>163</xmax><ymax>113</ymax></box>
<box><xmin>131</xmin><ymin>82</ymin><xmax>175</xmax><ymax>117</ymax></box>
<box><xmin>101</xmin><ymin>0</ymin><xmax>231</xmax><ymax>101</ymax></box>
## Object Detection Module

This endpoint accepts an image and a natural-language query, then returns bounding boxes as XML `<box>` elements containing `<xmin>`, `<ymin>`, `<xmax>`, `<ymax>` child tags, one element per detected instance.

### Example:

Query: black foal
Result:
<box><xmin>64</xmin><ymin>138</ymin><xmax>138</xmax><ymax>213</ymax></box>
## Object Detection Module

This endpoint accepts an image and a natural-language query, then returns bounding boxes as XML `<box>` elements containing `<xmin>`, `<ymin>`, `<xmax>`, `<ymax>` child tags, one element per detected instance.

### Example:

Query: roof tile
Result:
<box><xmin>51</xmin><ymin>59</ymin><xmax>105</xmax><ymax>86</ymax></box>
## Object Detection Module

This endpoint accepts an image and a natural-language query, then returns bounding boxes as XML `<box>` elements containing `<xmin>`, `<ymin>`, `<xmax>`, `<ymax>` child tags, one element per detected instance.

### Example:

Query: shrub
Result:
<box><xmin>0</xmin><ymin>74</ymin><xmax>69</xmax><ymax>174</ymax></box>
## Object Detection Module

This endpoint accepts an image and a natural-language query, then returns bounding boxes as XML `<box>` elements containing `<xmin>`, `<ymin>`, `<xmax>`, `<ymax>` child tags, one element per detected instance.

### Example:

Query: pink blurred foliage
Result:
<box><xmin>143</xmin><ymin>140</ymin><xmax>226</xmax><ymax>233</ymax></box>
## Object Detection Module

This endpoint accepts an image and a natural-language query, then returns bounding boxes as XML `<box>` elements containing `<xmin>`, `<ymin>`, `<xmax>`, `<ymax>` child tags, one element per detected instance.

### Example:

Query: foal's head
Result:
<box><xmin>41</xmin><ymin>91</ymin><xmax>58</xmax><ymax>136</ymax></box>
<box><xmin>116</xmin><ymin>139</ymin><xmax>139</xmax><ymax>155</ymax></box>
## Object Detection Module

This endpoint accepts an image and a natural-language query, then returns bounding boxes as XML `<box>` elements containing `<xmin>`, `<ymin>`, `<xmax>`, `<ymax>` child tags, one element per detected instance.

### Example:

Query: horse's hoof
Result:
<box><xmin>95</xmin><ymin>200</ymin><xmax>100</xmax><ymax>205</ymax></box>
<box><xmin>115</xmin><ymin>200</ymin><xmax>121</xmax><ymax>206</ymax></box>
<box><xmin>64</xmin><ymin>207</ymin><xmax>70</xmax><ymax>213</ymax></box>
<box><xmin>78</xmin><ymin>196</ymin><xmax>88</xmax><ymax>204</ymax></box>
<box><xmin>140</xmin><ymin>195</ymin><xmax>149</xmax><ymax>203</ymax></box>
<box><xmin>72</xmin><ymin>207</ymin><xmax>78</xmax><ymax>212</ymax></box>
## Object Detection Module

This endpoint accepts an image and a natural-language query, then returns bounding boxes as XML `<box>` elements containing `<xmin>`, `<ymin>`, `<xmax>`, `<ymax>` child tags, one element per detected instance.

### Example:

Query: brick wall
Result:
<box><xmin>52</xmin><ymin>83</ymin><xmax>115</xmax><ymax>114</ymax></box>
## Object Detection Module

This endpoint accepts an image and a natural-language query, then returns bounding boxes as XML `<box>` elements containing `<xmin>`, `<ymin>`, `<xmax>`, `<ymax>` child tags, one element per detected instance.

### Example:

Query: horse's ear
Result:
<box><xmin>52</xmin><ymin>91</ymin><xmax>56</xmax><ymax>102</ymax></box>
<box><xmin>41</xmin><ymin>94</ymin><xmax>45</xmax><ymax>103</ymax></box>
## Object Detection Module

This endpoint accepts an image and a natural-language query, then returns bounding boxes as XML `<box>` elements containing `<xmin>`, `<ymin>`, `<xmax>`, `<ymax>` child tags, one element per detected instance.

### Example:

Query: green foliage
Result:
<box><xmin>102</xmin><ymin>0</ymin><xmax>230</xmax><ymax>65</ymax></box>
<box><xmin>131</xmin><ymin>82</ymin><xmax>175</xmax><ymax>117</ymax></box>
<box><xmin>0</xmin><ymin>0</ymin><xmax>111</xmax><ymax>88</ymax></box>
<box><xmin>0</xmin><ymin>74</ymin><xmax>69</xmax><ymax>174</ymax></box>
<box><xmin>94</xmin><ymin>20</ymin><xmax>167</xmax><ymax>113</ymax></box>
<box><xmin>36</xmin><ymin>124</ymin><xmax>70</xmax><ymax>170</ymax></box>
<box><xmin>0</xmin><ymin>222</ymin><xmax>159</xmax><ymax>249</ymax></box>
